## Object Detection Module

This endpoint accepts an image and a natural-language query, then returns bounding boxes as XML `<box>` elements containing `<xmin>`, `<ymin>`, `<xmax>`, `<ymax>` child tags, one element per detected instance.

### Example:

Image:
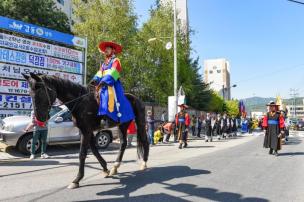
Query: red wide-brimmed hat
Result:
<box><xmin>178</xmin><ymin>104</ymin><xmax>189</xmax><ymax>109</ymax></box>
<box><xmin>266</xmin><ymin>101</ymin><xmax>280</xmax><ymax>106</ymax></box>
<box><xmin>98</xmin><ymin>41</ymin><xmax>122</xmax><ymax>54</ymax></box>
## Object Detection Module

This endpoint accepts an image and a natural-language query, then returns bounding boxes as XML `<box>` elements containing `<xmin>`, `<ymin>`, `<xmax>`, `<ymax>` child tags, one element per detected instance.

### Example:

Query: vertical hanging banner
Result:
<box><xmin>0</xmin><ymin>16</ymin><xmax>87</xmax><ymax>119</ymax></box>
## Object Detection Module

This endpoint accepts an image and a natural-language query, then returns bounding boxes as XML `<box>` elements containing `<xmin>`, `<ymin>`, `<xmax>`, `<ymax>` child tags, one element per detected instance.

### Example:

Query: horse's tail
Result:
<box><xmin>126</xmin><ymin>94</ymin><xmax>149</xmax><ymax>161</ymax></box>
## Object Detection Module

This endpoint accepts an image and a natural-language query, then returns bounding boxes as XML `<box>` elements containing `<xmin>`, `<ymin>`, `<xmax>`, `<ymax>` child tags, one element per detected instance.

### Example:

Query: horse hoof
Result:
<box><xmin>140</xmin><ymin>163</ymin><xmax>147</xmax><ymax>171</ymax></box>
<box><xmin>67</xmin><ymin>183</ymin><xmax>79</xmax><ymax>189</ymax></box>
<box><xmin>109</xmin><ymin>168</ymin><xmax>118</xmax><ymax>176</ymax></box>
<box><xmin>102</xmin><ymin>170</ymin><xmax>110</xmax><ymax>178</ymax></box>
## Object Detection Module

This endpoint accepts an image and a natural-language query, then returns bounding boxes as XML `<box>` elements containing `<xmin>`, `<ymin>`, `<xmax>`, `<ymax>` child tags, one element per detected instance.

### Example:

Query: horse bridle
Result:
<box><xmin>34</xmin><ymin>80</ymin><xmax>93</xmax><ymax>117</ymax></box>
<box><xmin>33</xmin><ymin>81</ymin><xmax>56</xmax><ymax>120</ymax></box>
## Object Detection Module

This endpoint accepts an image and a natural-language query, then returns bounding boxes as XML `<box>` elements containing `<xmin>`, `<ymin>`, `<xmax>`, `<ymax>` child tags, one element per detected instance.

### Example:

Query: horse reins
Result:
<box><xmin>37</xmin><ymin>81</ymin><xmax>94</xmax><ymax>115</ymax></box>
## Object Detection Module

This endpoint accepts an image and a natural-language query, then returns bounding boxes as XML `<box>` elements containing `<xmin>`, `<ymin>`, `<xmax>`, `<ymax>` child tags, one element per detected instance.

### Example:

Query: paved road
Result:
<box><xmin>1</xmin><ymin>133</ymin><xmax>303</xmax><ymax>202</ymax></box>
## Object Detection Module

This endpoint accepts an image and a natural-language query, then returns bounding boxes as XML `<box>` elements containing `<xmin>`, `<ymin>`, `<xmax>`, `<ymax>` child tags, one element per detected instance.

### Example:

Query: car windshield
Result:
<box><xmin>49</xmin><ymin>106</ymin><xmax>63</xmax><ymax>117</ymax></box>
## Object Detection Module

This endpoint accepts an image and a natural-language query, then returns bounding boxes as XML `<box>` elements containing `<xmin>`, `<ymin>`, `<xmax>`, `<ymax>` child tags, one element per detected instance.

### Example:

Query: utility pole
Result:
<box><xmin>222</xmin><ymin>85</ymin><xmax>225</xmax><ymax>101</ymax></box>
<box><xmin>290</xmin><ymin>88</ymin><xmax>299</xmax><ymax>119</ymax></box>
<box><xmin>173</xmin><ymin>0</ymin><xmax>178</xmax><ymax>114</ymax></box>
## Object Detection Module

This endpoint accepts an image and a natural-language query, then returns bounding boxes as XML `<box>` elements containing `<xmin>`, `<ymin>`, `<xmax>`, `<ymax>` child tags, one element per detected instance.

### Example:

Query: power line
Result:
<box><xmin>288</xmin><ymin>0</ymin><xmax>304</xmax><ymax>5</ymax></box>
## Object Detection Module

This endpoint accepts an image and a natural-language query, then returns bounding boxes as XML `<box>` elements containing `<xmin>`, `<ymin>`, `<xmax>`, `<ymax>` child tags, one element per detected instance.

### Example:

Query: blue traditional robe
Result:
<box><xmin>93</xmin><ymin>56</ymin><xmax>135</xmax><ymax>123</ymax></box>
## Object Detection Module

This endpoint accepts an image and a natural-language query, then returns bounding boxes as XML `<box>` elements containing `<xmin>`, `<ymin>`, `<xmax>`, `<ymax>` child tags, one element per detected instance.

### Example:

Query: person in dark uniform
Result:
<box><xmin>262</xmin><ymin>101</ymin><xmax>285</xmax><ymax>156</ymax></box>
<box><xmin>205</xmin><ymin>113</ymin><xmax>213</xmax><ymax>142</ymax></box>
<box><xmin>215</xmin><ymin>114</ymin><xmax>222</xmax><ymax>140</ymax></box>
<box><xmin>221</xmin><ymin>113</ymin><xmax>229</xmax><ymax>139</ymax></box>
<box><xmin>175</xmin><ymin>104</ymin><xmax>190</xmax><ymax>149</ymax></box>
<box><xmin>230</xmin><ymin>116</ymin><xmax>238</xmax><ymax>137</ymax></box>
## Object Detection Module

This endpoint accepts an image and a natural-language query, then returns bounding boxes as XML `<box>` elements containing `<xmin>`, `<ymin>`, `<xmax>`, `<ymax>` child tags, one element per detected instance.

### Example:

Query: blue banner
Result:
<box><xmin>0</xmin><ymin>47</ymin><xmax>82</xmax><ymax>74</ymax></box>
<box><xmin>0</xmin><ymin>16</ymin><xmax>86</xmax><ymax>48</ymax></box>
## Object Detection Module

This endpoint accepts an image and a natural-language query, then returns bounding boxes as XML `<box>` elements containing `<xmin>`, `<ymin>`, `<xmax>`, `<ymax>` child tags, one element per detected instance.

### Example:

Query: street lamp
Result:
<box><xmin>222</xmin><ymin>84</ymin><xmax>237</xmax><ymax>100</ymax></box>
<box><xmin>147</xmin><ymin>0</ymin><xmax>178</xmax><ymax>120</ymax></box>
<box><xmin>148</xmin><ymin>37</ymin><xmax>173</xmax><ymax>50</ymax></box>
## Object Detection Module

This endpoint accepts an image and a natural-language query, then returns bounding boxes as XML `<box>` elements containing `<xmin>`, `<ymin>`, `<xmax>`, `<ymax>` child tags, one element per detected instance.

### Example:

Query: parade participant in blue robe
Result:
<box><xmin>92</xmin><ymin>41</ymin><xmax>134</xmax><ymax>123</ymax></box>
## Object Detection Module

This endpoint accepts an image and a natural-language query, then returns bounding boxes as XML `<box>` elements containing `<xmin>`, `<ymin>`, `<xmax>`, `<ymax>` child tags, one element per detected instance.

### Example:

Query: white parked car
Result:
<box><xmin>0</xmin><ymin>106</ymin><xmax>119</xmax><ymax>155</ymax></box>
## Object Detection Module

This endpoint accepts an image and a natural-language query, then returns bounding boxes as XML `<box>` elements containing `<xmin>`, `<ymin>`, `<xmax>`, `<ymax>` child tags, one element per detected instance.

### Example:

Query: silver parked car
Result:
<box><xmin>0</xmin><ymin>106</ymin><xmax>119</xmax><ymax>155</ymax></box>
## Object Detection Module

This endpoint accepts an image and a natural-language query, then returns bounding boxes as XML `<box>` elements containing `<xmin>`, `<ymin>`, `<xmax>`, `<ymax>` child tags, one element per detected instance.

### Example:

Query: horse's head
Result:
<box><xmin>22</xmin><ymin>73</ymin><xmax>57</xmax><ymax>122</ymax></box>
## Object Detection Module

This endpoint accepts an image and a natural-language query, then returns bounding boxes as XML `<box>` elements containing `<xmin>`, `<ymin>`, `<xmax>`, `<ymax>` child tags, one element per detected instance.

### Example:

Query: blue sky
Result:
<box><xmin>134</xmin><ymin>0</ymin><xmax>304</xmax><ymax>99</ymax></box>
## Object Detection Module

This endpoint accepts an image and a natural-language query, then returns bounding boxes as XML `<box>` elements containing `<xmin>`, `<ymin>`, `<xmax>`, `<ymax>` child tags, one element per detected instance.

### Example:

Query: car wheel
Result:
<box><xmin>95</xmin><ymin>131</ymin><xmax>111</xmax><ymax>149</ymax></box>
<box><xmin>18</xmin><ymin>133</ymin><xmax>40</xmax><ymax>155</ymax></box>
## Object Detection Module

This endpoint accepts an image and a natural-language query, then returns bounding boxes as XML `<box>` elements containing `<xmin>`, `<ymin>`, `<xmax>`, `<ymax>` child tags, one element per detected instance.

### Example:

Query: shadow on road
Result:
<box><xmin>284</xmin><ymin>138</ymin><xmax>302</xmax><ymax>145</ymax></box>
<box><xmin>278</xmin><ymin>152</ymin><xmax>304</xmax><ymax>156</ymax></box>
<box><xmin>2</xmin><ymin>142</ymin><xmax>122</xmax><ymax>158</ymax></box>
<box><xmin>77</xmin><ymin>165</ymin><xmax>268</xmax><ymax>202</ymax></box>
<box><xmin>185</xmin><ymin>145</ymin><xmax>215</xmax><ymax>149</ymax></box>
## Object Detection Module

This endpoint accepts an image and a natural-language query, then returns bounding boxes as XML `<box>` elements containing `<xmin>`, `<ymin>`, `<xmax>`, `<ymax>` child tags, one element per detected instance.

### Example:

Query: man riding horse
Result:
<box><xmin>91</xmin><ymin>41</ymin><xmax>135</xmax><ymax>124</ymax></box>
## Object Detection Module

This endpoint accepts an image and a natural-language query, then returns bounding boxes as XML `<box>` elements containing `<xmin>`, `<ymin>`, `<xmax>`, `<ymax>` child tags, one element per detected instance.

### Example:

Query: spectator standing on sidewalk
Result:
<box><xmin>161</xmin><ymin>111</ymin><xmax>166</xmax><ymax>123</ymax></box>
<box><xmin>146</xmin><ymin>110</ymin><xmax>155</xmax><ymax>145</ymax></box>
<box><xmin>127</xmin><ymin>120</ymin><xmax>137</xmax><ymax>147</ymax></box>
<box><xmin>197</xmin><ymin>116</ymin><xmax>202</xmax><ymax>137</ymax></box>
<box><xmin>191</xmin><ymin>115</ymin><xmax>197</xmax><ymax>137</ymax></box>
<box><xmin>24</xmin><ymin>110</ymin><xmax>49</xmax><ymax>160</ymax></box>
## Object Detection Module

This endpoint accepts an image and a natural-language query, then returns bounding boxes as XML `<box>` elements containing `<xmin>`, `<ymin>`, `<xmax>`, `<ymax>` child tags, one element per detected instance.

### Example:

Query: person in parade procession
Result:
<box><xmin>205</xmin><ymin>113</ymin><xmax>213</xmax><ymax>142</ymax></box>
<box><xmin>215</xmin><ymin>114</ymin><xmax>222</xmax><ymax>140</ymax></box>
<box><xmin>230</xmin><ymin>116</ymin><xmax>238</xmax><ymax>137</ymax></box>
<box><xmin>241</xmin><ymin>116</ymin><xmax>249</xmax><ymax>133</ymax></box>
<box><xmin>262</xmin><ymin>101</ymin><xmax>285</xmax><ymax>156</ymax></box>
<box><xmin>175</xmin><ymin>104</ymin><xmax>190</xmax><ymax>149</ymax></box>
<box><xmin>91</xmin><ymin>41</ymin><xmax>135</xmax><ymax>124</ymax></box>
<box><xmin>221</xmin><ymin>113</ymin><xmax>229</xmax><ymax>139</ymax></box>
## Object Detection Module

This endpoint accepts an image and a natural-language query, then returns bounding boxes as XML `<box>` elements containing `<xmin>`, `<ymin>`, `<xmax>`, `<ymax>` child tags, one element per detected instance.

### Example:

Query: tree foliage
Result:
<box><xmin>73</xmin><ymin>0</ymin><xmax>213</xmax><ymax>109</ymax></box>
<box><xmin>225</xmin><ymin>99</ymin><xmax>240</xmax><ymax>117</ymax></box>
<box><xmin>0</xmin><ymin>0</ymin><xmax>71</xmax><ymax>33</ymax></box>
<box><xmin>207</xmin><ymin>91</ymin><xmax>225</xmax><ymax>113</ymax></box>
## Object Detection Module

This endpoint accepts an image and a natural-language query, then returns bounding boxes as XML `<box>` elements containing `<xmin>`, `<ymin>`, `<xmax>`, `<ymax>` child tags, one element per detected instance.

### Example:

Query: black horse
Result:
<box><xmin>22</xmin><ymin>73</ymin><xmax>149</xmax><ymax>189</ymax></box>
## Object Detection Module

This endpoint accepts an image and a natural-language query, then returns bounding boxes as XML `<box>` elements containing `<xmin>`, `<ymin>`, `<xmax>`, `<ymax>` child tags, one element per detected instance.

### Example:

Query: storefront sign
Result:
<box><xmin>0</xmin><ymin>32</ymin><xmax>83</xmax><ymax>62</ymax></box>
<box><xmin>0</xmin><ymin>47</ymin><xmax>82</xmax><ymax>74</ymax></box>
<box><xmin>0</xmin><ymin>63</ymin><xmax>83</xmax><ymax>83</ymax></box>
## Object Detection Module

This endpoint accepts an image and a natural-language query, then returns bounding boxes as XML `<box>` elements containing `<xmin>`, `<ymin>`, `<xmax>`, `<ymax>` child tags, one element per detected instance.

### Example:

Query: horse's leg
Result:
<box><xmin>89</xmin><ymin>134</ymin><xmax>110</xmax><ymax>177</ymax></box>
<box><xmin>68</xmin><ymin>132</ymin><xmax>90</xmax><ymax>189</ymax></box>
<box><xmin>109</xmin><ymin>122</ymin><xmax>130</xmax><ymax>176</ymax></box>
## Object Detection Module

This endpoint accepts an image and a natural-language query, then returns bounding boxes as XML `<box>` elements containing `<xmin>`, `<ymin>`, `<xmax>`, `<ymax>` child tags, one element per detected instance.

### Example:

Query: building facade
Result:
<box><xmin>53</xmin><ymin>0</ymin><xmax>73</xmax><ymax>26</ymax></box>
<box><xmin>286</xmin><ymin>99</ymin><xmax>304</xmax><ymax>120</ymax></box>
<box><xmin>204</xmin><ymin>58</ymin><xmax>231</xmax><ymax>100</ymax></box>
<box><xmin>160</xmin><ymin>0</ymin><xmax>189</xmax><ymax>34</ymax></box>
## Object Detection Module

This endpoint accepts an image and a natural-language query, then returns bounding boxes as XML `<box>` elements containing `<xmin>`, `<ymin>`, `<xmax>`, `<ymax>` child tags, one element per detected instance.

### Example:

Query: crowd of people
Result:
<box><xmin>127</xmin><ymin>107</ymin><xmax>251</xmax><ymax>149</ymax></box>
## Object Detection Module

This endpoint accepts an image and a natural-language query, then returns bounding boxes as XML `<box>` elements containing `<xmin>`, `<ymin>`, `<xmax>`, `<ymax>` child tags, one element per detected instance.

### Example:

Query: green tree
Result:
<box><xmin>208</xmin><ymin>91</ymin><xmax>225</xmax><ymax>113</ymax></box>
<box><xmin>0</xmin><ymin>0</ymin><xmax>71</xmax><ymax>33</ymax></box>
<box><xmin>225</xmin><ymin>99</ymin><xmax>239</xmax><ymax>117</ymax></box>
<box><xmin>137</xmin><ymin>3</ymin><xmax>212</xmax><ymax>107</ymax></box>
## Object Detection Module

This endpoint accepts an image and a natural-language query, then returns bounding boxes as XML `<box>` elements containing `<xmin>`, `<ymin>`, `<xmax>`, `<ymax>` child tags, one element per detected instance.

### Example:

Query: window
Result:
<box><xmin>57</xmin><ymin>0</ymin><xmax>64</xmax><ymax>5</ymax></box>
<box><xmin>60</xmin><ymin>111</ymin><xmax>72</xmax><ymax>122</ymax></box>
<box><xmin>209</xmin><ymin>70</ymin><xmax>213</xmax><ymax>74</ymax></box>
<box><xmin>213</xmin><ymin>66</ymin><xmax>217</xmax><ymax>70</ymax></box>
<box><xmin>217</xmin><ymin>70</ymin><xmax>221</xmax><ymax>73</ymax></box>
